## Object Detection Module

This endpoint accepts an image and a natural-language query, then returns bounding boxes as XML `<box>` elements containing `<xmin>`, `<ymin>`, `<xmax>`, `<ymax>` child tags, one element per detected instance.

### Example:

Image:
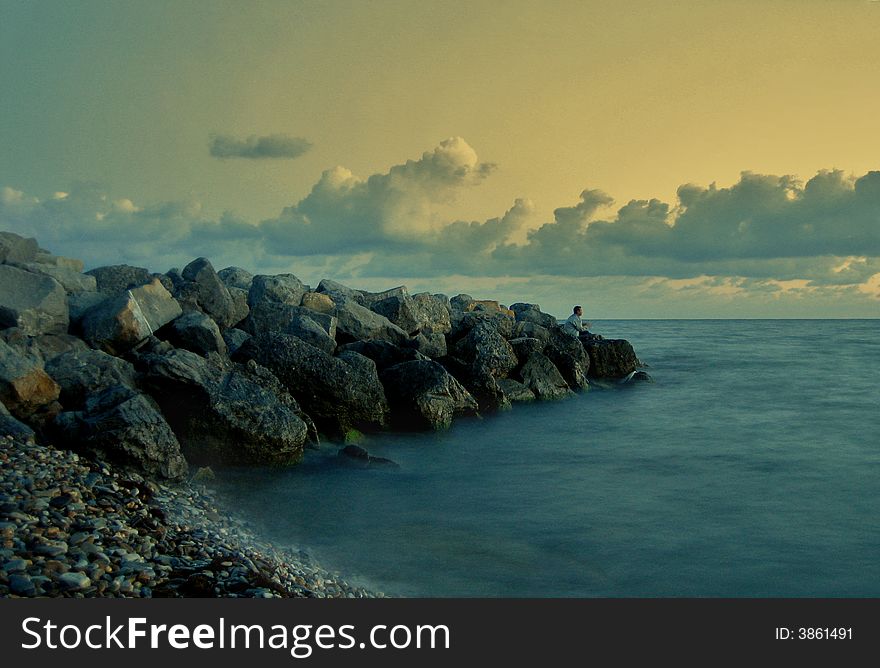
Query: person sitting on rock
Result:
<box><xmin>563</xmin><ymin>305</ymin><xmax>602</xmax><ymax>341</ymax></box>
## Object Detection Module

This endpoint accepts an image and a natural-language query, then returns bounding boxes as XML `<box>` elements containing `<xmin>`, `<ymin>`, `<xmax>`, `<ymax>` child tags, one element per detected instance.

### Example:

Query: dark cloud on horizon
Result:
<box><xmin>209</xmin><ymin>133</ymin><xmax>312</xmax><ymax>160</ymax></box>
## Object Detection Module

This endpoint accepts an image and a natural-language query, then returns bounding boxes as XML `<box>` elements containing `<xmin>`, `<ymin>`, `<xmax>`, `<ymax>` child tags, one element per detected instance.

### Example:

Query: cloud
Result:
<box><xmin>209</xmin><ymin>133</ymin><xmax>312</xmax><ymax>160</ymax></box>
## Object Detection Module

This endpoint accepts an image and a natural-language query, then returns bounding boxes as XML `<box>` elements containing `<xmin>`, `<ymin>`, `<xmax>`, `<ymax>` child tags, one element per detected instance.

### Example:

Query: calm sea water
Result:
<box><xmin>214</xmin><ymin>320</ymin><xmax>880</xmax><ymax>597</ymax></box>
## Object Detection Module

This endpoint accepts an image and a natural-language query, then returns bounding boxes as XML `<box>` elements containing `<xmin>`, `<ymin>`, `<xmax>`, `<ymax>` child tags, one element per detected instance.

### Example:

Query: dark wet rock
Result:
<box><xmin>68</xmin><ymin>292</ymin><xmax>109</xmax><ymax>327</ymax></box>
<box><xmin>339</xmin><ymin>444</ymin><xmax>400</xmax><ymax>469</ymax></box>
<box><xmin>370</xmin><ymin>295</ymin><xmax>420</xmax><ymax>335</ymax></box>
<box><xmin>0</xmin><ymin>328</ymin><xmax>89</xmax><ymax>366</ymax></box>
<box><xmin>451</xmin><ymin>320</ymin><xmax>518</xmax><ymax>379</ymax></box>
<box><xmin>627</xmin><ymin>371</ymin><xmax>654</xmax><ymax>383</ymax></box>
<box><xmin>405</xmin><ymin>331</ymin><xmax>447</xmax><ymax>359</ymax></box>
<box><xmin>544</xmin><ymin>327</ymin><xmax>590</xmax><ymax>390</ymax></box>
<box><xmin>516</xmin><ymin>352</ymin><xmax>573</xmax><ymax>401</ymax></box>
<box><xmin>380</xmin><ymin>360</ymin><xmax>478</xmax><ymax>430</ymax></box>
<box><xmin>510</xmin><ymin>302</ymin><xmax>558</xmax><ymax>329</ymax></box>
<box><xmin>316</xmin><ymin>278</ymin><xmax>365</xmax><ymax>304</ymax></box>
<box><xmin>286</xmin><ymin>314</ymin><xmax>336</xmax><ymax>354</ymax></box>
<box><xmin>248</xmin><ymin>274</ymin><xmax>309</xmax><ymax>309</ymax></box>
<box><xmin>226</xmin><ymin>287</ymin><xmax>250</xmax><ymax>327</ymax></box>
<box><xmin>221</xmin><ymin>328</ymin><xmax>251</xmax><ymax>356</ymax></box>
<box><xmin>0</xmin><ymin>231</ymin><xmax>39</xmax><ymax>264</ymax></box>
<box><xmin>217</xmin><ymin>266</ymin><xmax>254</xmax><ymax>291</ymax></box>
<box><xmin>437</xmin><ymin>355</ymin><xmax>509</xmax><ymax>413</ymax></box>
<box><xmin>165</xmin><ymin>311</ymin><xmax>227</xmax><ymax>356</ymax></box>
<box><xmin>242</xmin><ymin>301</ymin><xmax>298</xmax><ymax>334</ymax></box>
<box><xmin>449</xmin><ymin>293</ymin><xmax>475</xmax><ymax>312</ymax></box>
<box><xmin>508</xmin><ymin>337</ymin><xmax>544</xmax><ymax>362</ymax></box>
<box><xmin>81</xmin><ymin>279</ymin><xmax>182</xmax><ymax>355</ymax></box>
<box><xmin>139</xmin><ymin>349</ymin><xmax>309</xmax><ymax>466</ymax></box>
<box><xmin>86</xmin><ymin>264</ymin><xmax>153</xmax><ymax>296</ymax></box>
<box><xmin>333</xmin><ymin>297</ymin><xmax>409</xmax><ymax>345</ymax></box>
<box><xmin>53</xmin><ymin>385</ymin><xmax>188</xmax><ymax>480</ymax></box>
<box><xmin>180</xmin><ymin>257</ymin><xmax>242</xmax><ymax>329</ymax></box>
<box><xmin>45</xmin><ymin>349</ymin><xmax>137</xmax><ymax>409</ymax></box>
<box><xmin>496</xmin><ymin>378</ymin><xmax>535</xmax><ymax>402</ymax></box>
<box><xmin>338</xmin><ymin>339</ymin><xmax>424</xmax><ymax>372</ymax></box>
<box><xmin>0</xmin><ymin>339</ymin><xmax>60</xmax><ymax>418</ymax></box>
<box><xmin>1</xmin><ymin>399</ymin><xmax>35</xmax><ymax>441</ymax></box>
<box><xmin>409</xmin><ymin>292</ymin><xmax>452</xmax><ymax>334</ymax></box>
<box><xmin>234</xmin><ymin>332</ymin><xmax>388</xmax><ymax>435</ymax></box>
<box><xmin>513</xmin><ymin>321</ymin><xmax>551</xmax><ymax>346</ymax></box>
<box><xmin>583</xmin><ymin>339</ymin><xmax>640</xmax><ymax>379</ymax></box>
<box><xmin>448</xmin><ymin>310</ymin><xmax>516</xmax><ymax>343</ymax></box>
<box><xmin>0</xmin><ymin>264</ymin><xmax>69</xmax><ymax>335</ymax></box>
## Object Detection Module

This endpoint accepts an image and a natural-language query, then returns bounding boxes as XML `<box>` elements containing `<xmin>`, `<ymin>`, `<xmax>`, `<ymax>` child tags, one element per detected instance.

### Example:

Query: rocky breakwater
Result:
<box><xmin>0</xmin><ymin>230</ymin><xmax>648</xmax><ymax>597</ymax></box>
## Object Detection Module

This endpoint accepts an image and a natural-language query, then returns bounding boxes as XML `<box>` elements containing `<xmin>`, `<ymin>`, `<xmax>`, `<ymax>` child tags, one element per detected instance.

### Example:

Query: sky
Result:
<box><xmin>2</xmin><ymin>0</ymin><xmax>879</xmax><ymax>318</ymax></box>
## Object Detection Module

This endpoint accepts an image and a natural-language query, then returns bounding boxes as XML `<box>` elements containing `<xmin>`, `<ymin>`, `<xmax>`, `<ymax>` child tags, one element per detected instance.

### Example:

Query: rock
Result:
<box><xmin>248</xmin><ymin>274</ymin><xmax>309</xmax><ymax>309</ymax></box>
<box><xmin>1</xmin><ymin>398</ymin><xmax>35</xmax><ymax>441</ymax></box>
<box><xmin>513</xmin><ymin>321</ymin><xmax>551</xmax><ymax>346</ymax></box>
<box><xmin>14</xmin><ymin>262</ymin><xmax>97</xmax><ymax>294</ymax></box>
<box><xmin>81</xmin><ymin>278</ymin><xmax>182</xmax><ymax>355</ymax></box>
<box><xmin>409</xmin><ymin>292</ymin><xmax>452</xmax><ymax>334</ymax></box>
<box><xmin>192</xmin><ymin>466</ymin><xmax>216</xmax><ymax>483</ymax></box>
<box><xmin>242</xmin><ymin>301</ymin><xmax>299</xmax><ymax>334</ymax></box>
<box><xmin>222</xmin><ymin>328</ymin><xmax>251</xmax><ymax>356</ymax></box>
<box><xmin>234</xmin><ymin>332</ymin><xmax>389</xmax><ymax>435</ymax></box>
<box><xmin>139</xmin><ymin>349</ymin><xmax>310</xmax><ymax>465</ymax></box>
<box><xmin>45</xmin><ymin>348</ymin><xmax>137</xmax><ymax>409</ymax></box>
<box><xmin>300</xmin><ymin>291</ymin><xmax>335</xmax><ymax>314</ymax></box>
<box><xmin>359</xmin><ymin>285</ymin><xmax>409</xmax><ymax>308</ymax></box>
<box><xmin>449</xmin><ymin>293</ymin><xmax>475</xmax><ymax>312</ymax></box>
<box><xmin>86</xmin><ymin>264</ymin><xmax>153</xmax><ymax>295</ymax></box>
<box><xmin>0</xmin><ymin>328</ymin><xmax>88</xmax><ymax>366</ymax></box>
<box><xmin>9</xmin><ymin>573</ymin><xmax>37</xmax><ymax>596</ymax></box>
<box><xmin>285</xmin><ymin>314</ymin><xmax>336</xmax><ymax>354</ymax></box>
<box><xmin>336</xmin><ymin>349</ymin><xmax>379</xmax><ymax>378</ymax></box>
<box><xmin>0</xmin><ymin>231</ymin><xmax>39</xmax><ymax>264</ymax></box>
<box><xmin>316</xmin><ymin>278</ymin><xmax>365</xmax><ymax>304</ymax></box>
<box><xmin>510</xmin><ymin>302</ymin><xmax>558</xmax><ymax>329</ymax></box>
<box><xmin>166</xmin><ymin>311</ymin><xmax>227</xmax><ymax>356</ymax></box>
<box><xmin>57</xmin><ymin>572</ymin><xmax>91</xmax><ymax>591</ymax></box>
<box><xmin>369</xmin><ymin>295</ymin><xmax>420</xmax><ymax>334</ymax></box>
<box><xmin>0</xmin><ymin>339</ymin><xmax>61</xmax><ymax>418</ymax></box>
<box><xmin>333</xmin><ymin>297</ymin><xmax>409</xmax><ymax>345</ymax></box>
<box><xmin>630</xmin><ymin>371</ymin><xmax>654</xmax><ymax>383</ymax></box>
<box><xmin>0</xmin><ymin>264</ymin><xmax>69</xmax><ymax>335</ymax></box>
<box><xmin>451</xmin><ymin>320</ymin><xmax>518</xmax><ymax>379</ymax></box>
<box><xmin>583</xmin><ymin>339</ymin><xmax>640</xmax><ymax>379</ymax></box>
<box><xmin>68</xmin><ymin>292</ymin><xmax>108</xmax><ymax>326</ymax></box>
<box><xmin>544</xmin><ymin>327</ymin><xmax>590</xmax><ymax>390</ymax></box>
<box><xmin>339</xmin><ymin>444</ymin><xmax>400</xmax><ymax>469</ymax></box>
<box><xmin>227</xmin><ymin>287</ymin><xmax>250</xmax><ymax>327</ymax></box>
<box><xmin>152</xmin><ymin>272</ymin><xmax>174</xmax><ymax>293</ymax></box>
<box><xmin>33</xmin><ymin>252</ymin><xmax>84</xmax><ymax>272</ymax></box>
<box><xmin>405</xmin><ymin>331</ymin><xmax>447</xmax><ymax>359</ymax></box>
<box><xmin>380</xmin><ymin>360</ymin><xmax>478</xmax><ymax>430</ymax></box>
<box><xmin>180</xmin><ymin>257</ymin><xmax>242</xmax><ymax>328</ymax></box>
<box><xmin>516</xmin><ymin>352</ymin><xmax>573</xmax><ymax>401</ymax></box>
<box><xmin>53</xmin><ymin>385</ymin><xmax>188</xmax><ymax>479</ymax></box>
<box><xmin>217</xmin><ymin>266</ymin><xmax>254</xmax><ymax>291</ymax></box>
<box><xmin>437</xmin><ymin>355</ymin><xmax>509</xmax><ymax>413</ymax></box>
<box><xmin>496</xmin><ymin>378</ymin><xmax>535</xmax><ymax>402</ymax></box>
<box><xmin>448</xmin><ymin>310</ymin><xmax>516</xmax><ymax>343</ymax></box>
<box><xmin>337</xmin><ymin>340</ymin><xmax>424</xmax><ymax>372</ymax></box>
<box><xmin>508</xmin><ymin>337</ymin><xmax>544</xmax><ymax>361</ymax></box>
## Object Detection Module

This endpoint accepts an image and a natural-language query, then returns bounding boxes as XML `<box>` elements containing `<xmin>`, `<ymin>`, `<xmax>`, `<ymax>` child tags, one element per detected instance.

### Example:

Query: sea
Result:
<box><xmin>213</xmin><ymin>319</ymin><xmax>880</xmax><ymax>597</ymax></box>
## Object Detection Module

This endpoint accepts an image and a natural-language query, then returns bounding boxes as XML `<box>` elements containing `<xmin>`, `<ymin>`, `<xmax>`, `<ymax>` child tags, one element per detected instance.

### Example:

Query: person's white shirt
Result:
<box><xmin>563</xmin><ymin>313</ymin><xmax>584</xmax><ymax>338</ymax></box>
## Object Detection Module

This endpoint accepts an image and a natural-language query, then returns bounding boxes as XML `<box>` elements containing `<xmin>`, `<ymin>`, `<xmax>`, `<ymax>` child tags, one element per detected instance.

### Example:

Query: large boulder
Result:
<box><xmin>0</xmin><ymin>231</ymin><xmax>39</xmax><ymax>264</ymax></box>
<box><xmin>496</xmin><ymin>378</ymin><xmax>535</xmax><ymax>403</ymax></box>
<box><xmin>300</xmin><ymin>291</ymin><xmax>336</xmax><ymax>314</ymax></box>
<box><xmin>510</xmin><ymin>303</ymin><xmax>558</xmax><ymax>329</ymax></box>
<box><xmin>14</xmin><ymin>262</ymin><xmax>97</xmax><ymax>294</ymax></box>
<box><xmin>285</xmin><ymin>314</ymin><xmax>336</xmax><ymax>354</ymax></box>
<box><xmin>234</xmin><ymin>332</ymin><xmax>389</xmax><ymax>435</ymax></box>
<box><xmin>86</xmin><ymin>264</ymin><xmax>152</xmax><ymax>295</ymax></box>
<box><xmin>380</xmin><ymin>360</ymin><xmax>478</xmax><ymax>430</ymax></box>
<box><xmin>405</xmin><ymin>331</ymin><xmax>447</xmax><ymax>359</ymax></box>
<box><xmin>1</xmin><ymin>328</ymin><xmax>88</xmax><ymax>366</ymax></box>
<box><xmin>217</xmin><ymin>266</ymin><xmax>254</xmax><ymax>291</ymax></box>
<box><xmin>139</xmin><ymin>349</ymin><xmax>311</xmax><ymax>465</ymax></box>
<box><xmin>338</xmin><ymin>339</ymin><xmax>424</xmax><ymax>372</ymax></box>
<box><xmin>409</xmin><ymin>292</ymin><xmax>452</xmax><ymax>334</ymax></box>
<box><xmin>45</xmin><ymin>348</ymin><xmax>137</xmax><ymax>409</ymax></box>
<box><xmin>316</xmin><ymin>278</ymin><xmax>365</xmax><ymax>304</ymax></box>
<box><xmin>516</xmin><ymin>352</ymin><xmax>573</xmax><ymax>401</ymax></box>
<box><xmin>451</xmin><ymin>320</ymin><xmax>518</xmax><ymax>379</ymax></box>
<box><xmin>0</xmin><ymin>398</ymin><xmax>35</xmax><ymax>442</ymax></box>
<box><xmin>53</xmin><ymin>385</ymin><xmax>187</xmax><ymax>480</ymax></box>
<box><xmin>544</xmin><ymin>327</ymin><xmax>590</xmax><ymax>390</ymax></box>
<box><xmin>513</xmin><ymin>321</ymin><xmax>551</xmax><ymax>346</ymax></box>
<box><xmin>333</xmin><ymin>297</ymin><xmax>409</xmax><ymax>345</ymax></box>
<box><xmin>248</xmin><ymin>274</ymin><xmax>309</xmax><ymax>309</ymax></box>
<box><xmin>359</xmin><ymin>285</ymin><xmax>409</xmax><ymax>308</ymax></box>
<box><xmin>81</xmin><ymin>278</ymin><xmax>182</xmax><ymax>355</ymax></box>
<box><xmin>180</xmin><ymin>257</ymin><xmax>243</xmax><ymax>328</ymax></box>
<box><xmin>0</xmin><ymin>339</ymin><xmax>60</xmax><ymax>418</ymax></box>
<box><xmin>449</xmin><ymin>293</ymin><xmax>475</xmax><ymax>312</ymax></box>
<box><xmin>32</xmin><ymin>252</ymin><xmax>84</xmax><ymax>272</ymax></box>
<box><xmin>165</xmin><ymin>311</ymin><xmax>227</xmax><ymax>356</ymax></box>
<box><xmin>508</xmin><ymin>337</ymin><xmax>544</xmax><ymax>362</ymax></box>
<box><xmin>448</xmin><ymin>310</ymin><xmax>515</xmax><ymax>343</ymax></box>
<box><xmin>437</xmin><ymin>355</ymin><xmax>509</xmax><ymax>413</ymax></box>
<box><xmin>583</xmin><ymin>339</ymin><xmax>641</xmax><ymax>379</ymax></box>
<box><xmin>0</xmin><ymin>265</ymin><xmax>69</xmax><ymax>335</ymax></box>
<box><xmin>68</xmin><ymin>292</ymin><xmax>108</xmax><ymax>327</ymax></box>
<box><xmin>221</xmin><ymin>328</ymin><xmax>251</xmax><ymax>356</ymax></box>
<box><xmin>370</xmin><ymin>295</ymin><xmax>420</xmax><ymax>335</ymax></box>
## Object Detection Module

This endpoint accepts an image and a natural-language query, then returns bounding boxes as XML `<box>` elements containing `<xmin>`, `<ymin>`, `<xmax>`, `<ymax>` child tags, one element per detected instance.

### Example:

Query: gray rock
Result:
<box><xmin>338</xmin><ymin>339</ymin><xmax>424</xmax><ymax>372</ymax></box>
<box><xmin>359</xmin><ymin>285</ymin><xmax>409</xmax><ymax>308</ymax></box>
<box><xmin>516</xmin><ymin>352</ymin><xmax>573</xmax><ymax>401</ymax></box>
<box><xmin>180</xmin><ymin>257</ymin><xmax>241</xmax><ymax>328</ymax></box>
<box><xmin>68</xmin><ymin>292</ymin><xmax>108</xmax><ymax>326</ymax></box>
<box><xmin>449</xmin><ymin>293</ymin><xmax>475</xmax><ymax>312</ymax></box>
<box><xmin>221</xmin><ymin>328</ymin><xmax>251</xmax><ymax>356</ymax></box>
<box><xmin>513</xmin><ymin>321</ymin><xmax>551</xmax><ymax>345</ymax></box>
<box><xmin>218</xmin><ymin>266</ymin><xmax>254</xmax><ymax>291</ymax></box>
<box><xmin>9</xmin><ymin>573</ymin><xmax>36</xmax><ymax>596</ymax></box>
<box><xmin>234</xmin><ymin>332</ymin><xmax>389</xmax><ymax>435</ymax></box>
<box><xmin>248</xmin><ymin>274</ymin><xmax>309</xmax><ymax>309</ymax></box>
<box><xmin>45</xmin><ymin>348</ymin><xmax>138</xmax><ymax>409</ymax></box>
<box><xmin>0</xmin><ymin>339</ymin><xmax>60</xmax><ymax>418</ymax></box>
<box><xmin>583</xmin><ymin>339</ymin><xmax>641</xmax><ymax>379</ymax></box>
<box><xmin>13</xmin><ymin>262</ymin><xmax>97</xmax><ymax>294</ymax></box>
<box><xmin>0</xmin><ymin>231</ymin><xmax>39</xmax><ymax>264</ymax></box>
<box><xmin>544</xmin><ymin>327</ymin><xmax>590</xmax><ymax>390</ymax></box>
<box><xmin>451</xmin><ymin>320</ymin><xmax>518</xmax><ymax>379</ymax></box>
<box><xmin>0</xmin><ymin>328</ymin><xmax>88</xmax><ymax>366</ymax></box>
<box><xmin>381</xmin><ymin>360</ymin><xmax>478</xmax><ymax>430</ymax></box>
<box><xmin>370</xmin><ymin>295</ymin><xmax>420</xmax><ymax>334</ymax></box>
<box><xmin>406</xmin><ymin>331</ymin><xmax>447</xmax><ymax>359</ymax></box>
<box><xmin>316</xmin><ymin>278</ymin><xmax>364</xmax><ymax>304</ymax></box>
<box><xmin>0</xmin><ymin>264</ymin><xmax>69</xmax><ymax>335</ymax></box>
<box><xmin>510</xmin><ymin>302</ymin><xmax>558</xmax><ymax>329</ymax></box>
<box><xmin>409</xmin><ymin>292</ymin><xmax>452</xmax><ymax>334</ymax></box>
<box><xmin>86</xmin><ymin>264</ymin><xmax>153</xmax><ymax>295</ymax></box>
<box><xmin>53</xmin><ymin>385</ymin><xmax>188</xmax><ymax>479</ymax></box>
<box><xmin>448</xmin><ymin>310</ymin><xmax>515</xmax><ymax>343</ymax></box>
<box><xmin>33</xmin><ymin>252</ymin><xmax>84</xmax><ymax>272</ymax></box>
<box><xmin>0</xmin><ymin>398</ymin><xmax>35</xmax><ymax>441</ymax></box>
<box><xmin>496</xmin><ymin>378</ymin><xmax>535</xmax><ymax>402</ymax></box>
<box><xmin>81</xmin><ymin>279</ymin><xmax>182</xmax><ymax>355</ymax></box>
<box><xmin>166</xmin><ymin>311</ymin><xmax>227</xmax><ymax>356</ymax></box>
<box><xmin>508</xmin><ymin>337</ymin><xmax>544</xmax><ymax>361</ymax></box>
<box><xmin>57</xmin><ymin>572</ymin><xmax>91</xmax><ymax>591</ymax></box>
<box><xmin>333</xmin><ymin>297</ymin><xmax>409</xmax><ymax>345</ymax></box>
<box><xmin>139</xmin><ymin>349</ymin><xmax>310</xmax><ymax>465</ymax></box>
<box><xmin>227</xmin><ymin>286</ymin><xmax>250</xmax><ymax>327</ymax></box>
<box><xmin>286</xmin><ymin>314</ymin><xmax>336</xmax><ymax>354</ymax></box>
